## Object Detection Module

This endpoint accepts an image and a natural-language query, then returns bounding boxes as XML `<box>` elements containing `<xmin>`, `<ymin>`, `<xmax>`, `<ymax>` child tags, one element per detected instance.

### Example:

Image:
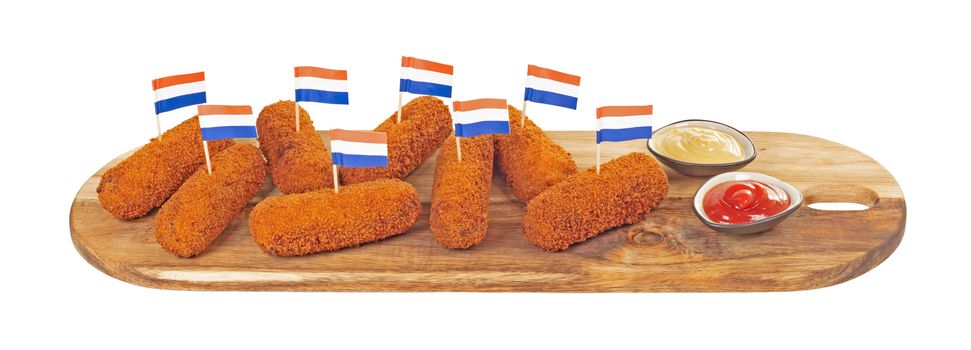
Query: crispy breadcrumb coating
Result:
<box><xmin>257</xmin><ymin>100</ymin><xmax>333</xmax><ymax>194</ymax></box>
<box><xmin>97</xmin><ymin>116</ymin><xmax>234</xmax><ymax>220</ymax></box>
<box><xmin>339</xmin><ymin>96</ymin><xmax>451</xmax><ymax>184</ymax></box>
<box><xmin>154</xmin><ymin>144</ymin><xmax>266</xmax><ymax>257</ymax></box>
<box><xmin>429</xmin><ymin>135</ymin><xmax>495</xmax><ymax>249</ymax></box>
<box><xmin>523</xmin><ymin>152</ymin><xmax>669</xmax><ymax>251</ymax></box>
<box><xmin>249</xmin><ymin>179</ymin><xmax>421</xmax><ymax>256</ymax></box>
<box><xmin>494</xmin><ymin>106</ymin><xmax>577</xmax><ymax>203</ymax></box>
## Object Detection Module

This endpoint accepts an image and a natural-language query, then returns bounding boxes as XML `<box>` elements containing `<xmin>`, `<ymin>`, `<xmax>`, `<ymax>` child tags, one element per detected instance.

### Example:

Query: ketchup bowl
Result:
<box><xmin>647</xmin><ymin>120</ymin><xmax>756</xmax><ymax>177</ymax></box>
<box><xmin>692</xmin><ymin>172</ymin><xmax>803</xmax><ymax>234</ymax></box>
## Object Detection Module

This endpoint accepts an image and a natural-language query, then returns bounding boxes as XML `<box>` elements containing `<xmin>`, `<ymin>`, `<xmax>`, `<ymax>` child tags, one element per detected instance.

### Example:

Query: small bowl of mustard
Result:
<box><xmin>647</xmin><ymin>119</ymin><xmax>756</xmax><ymax>177</ymax></box>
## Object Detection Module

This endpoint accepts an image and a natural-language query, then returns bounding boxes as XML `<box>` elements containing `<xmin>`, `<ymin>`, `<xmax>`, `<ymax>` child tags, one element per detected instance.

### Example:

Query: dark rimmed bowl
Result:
<box><xmin>692</xmin><ymin>172</ymin><xmax>803</xmax><ymax>234</ymax></box>
<box><xmin>647</xmin><ymin>119</ymin><xmax>756</xmax><ymax>177</ymax></box>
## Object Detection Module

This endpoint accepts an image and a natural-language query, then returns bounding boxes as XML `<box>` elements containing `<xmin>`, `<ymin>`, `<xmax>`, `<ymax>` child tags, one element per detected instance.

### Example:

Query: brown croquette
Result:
<box><xmin>154</xmin><ymin>144</ymin><xmax>266</xmax><ymax>257</ymax></box>
<box><xmin>97</xmin><ymin>116</ymin><xmax>234</xmax><ymax>220</ymax></box>
<box><xmin>429</xmin><ymin>135</ymin><xmax>495</xmax><ymax>249</ymax></box>
<box><xmin>339</xmin><ymin>96</ymin><xmax>451</xmax><ymax>185</ymax></box>
<box><xmin>523</xmin><ymin>152</ymin><xmax>669</xmax><ymax>251</ymax></box>
<box><xmin>257</xmin><ymin>100</ymin><xmax>334</xmax><ymax>194</ymax></box>
<box><xmin>249</xmin><ymin>179</ymin><xmax>421</xmax><ymax>256</ymax></box>
<box><xmin>494</xmin><ymin>106</ymin><xmax>577</xmax><ymax>203</ymax></box>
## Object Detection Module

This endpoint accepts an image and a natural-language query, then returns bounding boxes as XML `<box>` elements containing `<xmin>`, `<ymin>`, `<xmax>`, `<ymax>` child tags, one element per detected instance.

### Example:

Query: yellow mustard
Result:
<box><xmin>652</xmin><ymin>125</ymin><xmax>745</xmax><ymax>164</ymax></box>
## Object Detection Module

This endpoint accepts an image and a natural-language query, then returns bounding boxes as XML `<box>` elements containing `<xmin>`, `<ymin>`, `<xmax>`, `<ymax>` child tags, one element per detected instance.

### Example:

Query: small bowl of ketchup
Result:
<box><xmin>692</xmin><ymin>172</ymin><xmax>803</xmax><ymax>234</ymax></box>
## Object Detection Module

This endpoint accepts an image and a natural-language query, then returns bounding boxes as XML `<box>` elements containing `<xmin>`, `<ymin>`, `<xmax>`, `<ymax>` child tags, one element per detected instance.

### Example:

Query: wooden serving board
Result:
<box><xmin>70</xmin><ymin>132</ymin><xmax>905</xmax><ymax>292</ymax></box>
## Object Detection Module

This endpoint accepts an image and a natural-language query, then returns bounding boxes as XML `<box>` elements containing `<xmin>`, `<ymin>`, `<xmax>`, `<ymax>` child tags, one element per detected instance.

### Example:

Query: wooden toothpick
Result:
<box><xmin>202</xmin><ymin>140</ymin><xmax>213</xmax><ymax>175</ymax></box>
<box><xmin>295</xmin><ymin>101</ymin><xmax>300</xmax><ymax>132</ymax></box>
<box><xmin>396</xmin><ymin>92</ymin><xmax>404</xmax><ymax>123</ymax></box>
<box><xmin>332</xmin><ymin>165</ymin><xmax>340</xmax><ymax>193</ymax></box>
<box><xmin>521</xmin><ymin>100</ymin><xmax>527</xmax><ymax>128</ymax></box>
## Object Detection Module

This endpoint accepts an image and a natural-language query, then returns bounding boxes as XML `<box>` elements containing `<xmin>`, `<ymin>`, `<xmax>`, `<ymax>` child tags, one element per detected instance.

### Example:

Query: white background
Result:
<box><xmin>1</xmin><ymin>0</ymin><xmax>969</xmax><ymax>348</ymax></box>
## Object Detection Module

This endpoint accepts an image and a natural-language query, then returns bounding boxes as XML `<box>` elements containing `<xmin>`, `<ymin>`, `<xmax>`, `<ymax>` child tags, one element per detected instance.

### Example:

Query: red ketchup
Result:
<box><xmin>702</xmin><ymin>180</ymin><xmax>791</xmax><ymax>225</ymax></box>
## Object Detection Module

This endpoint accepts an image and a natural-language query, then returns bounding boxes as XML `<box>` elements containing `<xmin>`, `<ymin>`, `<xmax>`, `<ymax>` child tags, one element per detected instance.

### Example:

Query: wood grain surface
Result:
<box><xmin>69</xmin><ymin>132</ymin><xmax>906</xmax><ymax>292</ymax></box>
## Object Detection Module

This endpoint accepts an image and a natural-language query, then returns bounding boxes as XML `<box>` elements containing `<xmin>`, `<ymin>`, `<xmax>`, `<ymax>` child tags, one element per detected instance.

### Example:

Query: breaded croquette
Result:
<box><xmin>257</xmin><ymin>100</ymin><xmax>333</xmax><ymax>194</ymax></box>
<box><xmin>523</xmin><ymin>152</ymin><xmax>669</xmax><ymax>251</ymax></box>
<box><xmin>339</xmin><ymin>96</ymin><xmax>451</xmax><ymax>185</ymax></box>
<box><xmin>494</xmin><ymin>106</ymin><xmax>577</xmax><ymax>203</ymax></box>
<box><xmin>249</xmin><ymin>179</ymin><xmax>421</xmax><ymax>256</ymax></box>
<box><xmin>429</xmin><ymin>135</ymin><xmax>495</xmax><ymax>249</ymax></box>
<box><xmin>154</xmin><ymin>144</ymin><xmax>266</xmax><ymax>257</ymax></box>
<box><xmin>97</xmin><ymin>116</ymin><xmax>234</xmax><ymax>220</ymax></box>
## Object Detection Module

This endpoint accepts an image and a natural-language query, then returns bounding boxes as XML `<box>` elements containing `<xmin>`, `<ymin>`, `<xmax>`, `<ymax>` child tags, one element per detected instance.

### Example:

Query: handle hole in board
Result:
<box><xmin>807</xmin><ymin>202</ymin><xmax>871</xmax><ymax>211</ymax></box>
<box><xmin>802</xmin><ymin>184</ymin><xmax>878</xmax><ymax>211</ymax></box>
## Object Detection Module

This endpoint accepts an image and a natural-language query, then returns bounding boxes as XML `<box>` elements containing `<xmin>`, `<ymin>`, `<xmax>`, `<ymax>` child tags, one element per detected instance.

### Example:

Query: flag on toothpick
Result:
<box><xmin>397</xmin><ymin>56</ymin><xmax>453</xmax><ymax>123</ymax></box>
<box><xmin>452</xmin><ymin>98</ymin><xmax>510</xmax><ymax>162</ymax></box>
<box><xmin>330</xmin><ymin>129</ymin><xmax>389</xmax><ymax>168</ymax></box>
<box><xmin>295</xmin><ymin>66</ymin><xmax>349</xmax><ymax>105</ymax></box>
<box><xmin>520</xmin><ymin>65</ymin><xmax>580</xmax><ymax>128</ymax></box>
<box><xmin>197</xmin><ymin>105</ymin><xmax>257</xmax><ymax>174</ymax></box>
<box><xmin>293</xmin><ymin>66</ymin><xmax>349</xmax><ymax>131</ymax></box>
<box><xmin>329</xmin><ymin>129</ymin><xmax>389</xmax><ymax>193</ymax></box>
<box><xmin>152</xmin><ymin>71</ymin><xmax>207</xmax><ymax>136</ymax></box>
<box><xmin>400</xmin><ymin>56</ymin><xmax>453</xmax><ymax>98</ymax></box>
<box><xmin>198</xmin><ymin>105</ymin><xmax>258</xmax><ymax>141</ymax></box>
<box><xmin>594</xmin><ymin>104</ymin><xmax>653</xmax><ymax>174</ymax></box>
<box><xmin>596</xmin><ymin>105</ymin><xmax>653</xmax><ymax>143</ymax></box>
<box><xmin>453</xmin><ymin>99</ymin><xmax>510</xmax><ymax>138</ymax></box>
<box><xmin>524</xmin><ymin>65</ymin><xmax>580</xmax><ymax>110</ymax></box>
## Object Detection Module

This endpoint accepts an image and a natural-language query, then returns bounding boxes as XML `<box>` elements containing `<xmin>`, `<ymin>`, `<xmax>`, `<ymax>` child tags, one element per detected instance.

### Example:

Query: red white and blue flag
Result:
<box><xmin>330</xmin><ymin>129</ymin><xmax>389</xmax><ymax>168</ymax></box>
<box><xmin>197</xmin><ymin>105</ymin><xmax>257</xmax><ymax>141</ymax></box>
<box><xmin>152</xmin><ymin>72</ymin><xmax>207</xmax><ymax>115</ymax></box>
<box><xmin>596</xmin><ymin>105</ymin><xmax>653</xmax><ymax>143</ymax></box>
<box><xmin>524</xmin><ymin>65</ymin><xmax>580</xmax><ymax>110</ymax></box>
<box><xmin>453</xmin><ymin>98</ymin><xmax>510</xmax><ymax>138</ymax></box>
<box><xmin>400</xmin><ymin>56</ymin><xmax>453</xmax><ymax>98</ymax></box>
<box><xmin>295</xmin><ymin>66</ymin><xmax>349</xmax><ymax>105</ymax></box>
